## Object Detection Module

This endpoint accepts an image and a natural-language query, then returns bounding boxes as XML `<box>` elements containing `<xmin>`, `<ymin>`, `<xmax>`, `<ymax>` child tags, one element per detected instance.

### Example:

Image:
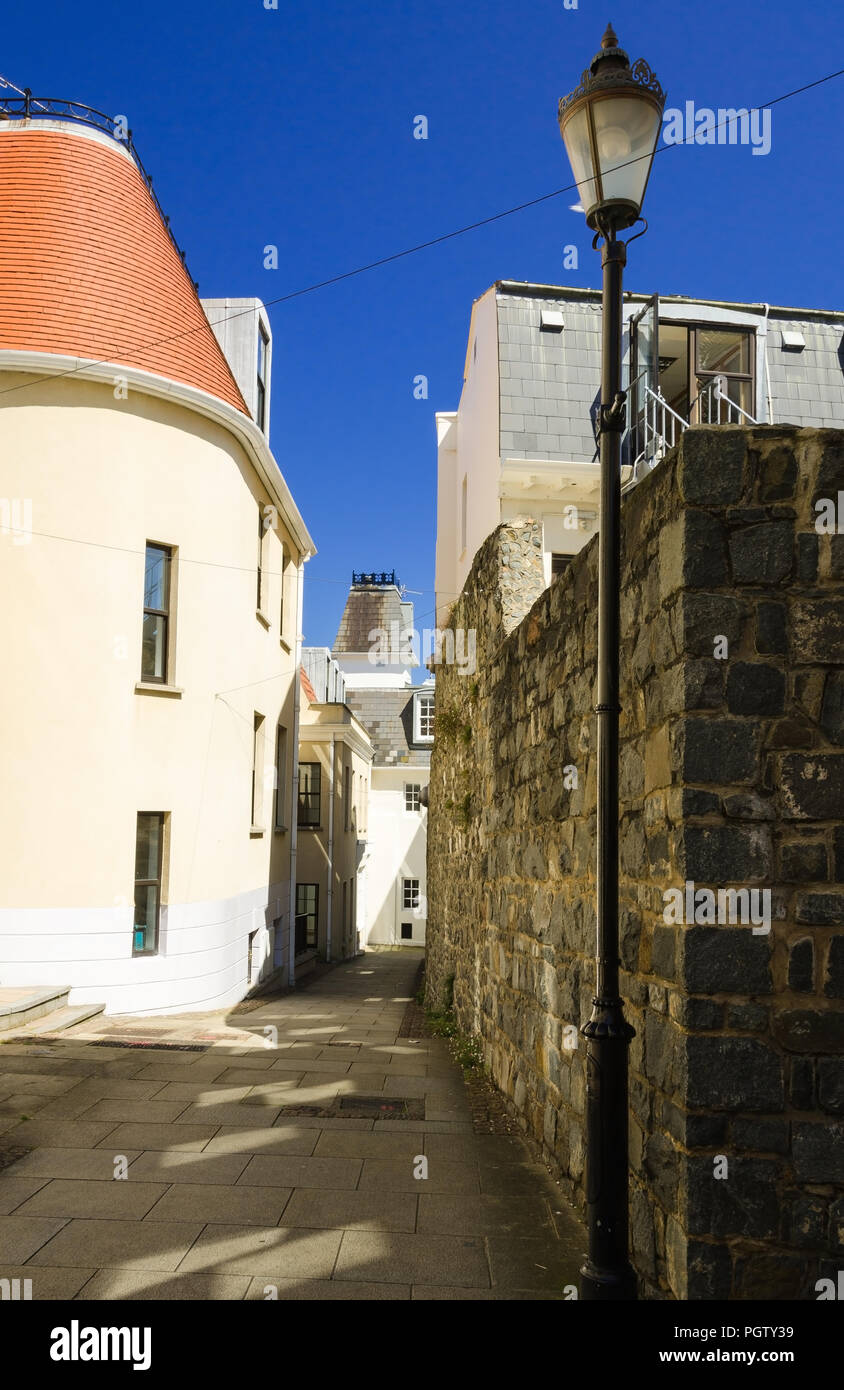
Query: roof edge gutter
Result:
<box><xmin>493</xmin><ymin>280</ymin><xmax>844</xmax><ymax>321</ymax></box>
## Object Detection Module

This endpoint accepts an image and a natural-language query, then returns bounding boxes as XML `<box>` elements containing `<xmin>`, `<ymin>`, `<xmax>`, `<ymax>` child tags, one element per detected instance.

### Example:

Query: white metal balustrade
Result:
<box><xmin>627</xmin><ymin>372</ymin><xmax>757</xmax><ymax>484</ymax></box>
<box><xmin>696</xmin><ymin>375</ymin><xmax>758</xmax><ymax>427</ymax></box>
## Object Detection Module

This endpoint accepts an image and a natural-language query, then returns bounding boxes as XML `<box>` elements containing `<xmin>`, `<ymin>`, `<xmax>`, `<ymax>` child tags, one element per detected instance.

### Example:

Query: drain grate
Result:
<box><xmin>274</xmin><ymin>1104</ymin><xmax>335</xmax><ymax>1118</ymax></box>
<box><xmin>338</xmin><ymin>1095</ymin><xmax>423</xmax><ymax>1119</ymax></box>
<box><xmin>271</xmin><ymin>1095</ymin><xmax>425</xmax><ymax>1120</ymax></box>
<box><xmin>87</xmin><ymin>1040</ymin><xmax>208</xmax><ymax>1052</ymax></box>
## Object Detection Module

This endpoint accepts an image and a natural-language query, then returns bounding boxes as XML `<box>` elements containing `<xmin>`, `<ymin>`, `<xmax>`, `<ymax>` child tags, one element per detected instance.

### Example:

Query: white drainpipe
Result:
<box><xmin>287</xmin><ymin>558</ymin><xmax>305</xmax><ymax>987</ymax></box>
<box><xmin>762</xmin><ymin>303</ymin><xmax>775</xmax><ymax>424</ymax></box>
<box><xmin>326</xmin><ymin>734</ymin><xmax>335</xmax><ymax>962</ymax></box>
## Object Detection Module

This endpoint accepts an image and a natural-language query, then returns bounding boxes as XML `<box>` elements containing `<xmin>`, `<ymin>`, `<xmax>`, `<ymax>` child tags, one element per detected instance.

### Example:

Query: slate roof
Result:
<box><xmin>495</xmin><ymin>282</ymin><xmax>844</xmax><ymax>463</ymax></box>
<box><xmin>333</xmin><ymin>582</ymin><xmax>408</xmax><ymax>655</ymax></box>
<box><xmin>343</xmin><ymin>687</ymin><xmax>432</xmax><ymax>769</ymax></box>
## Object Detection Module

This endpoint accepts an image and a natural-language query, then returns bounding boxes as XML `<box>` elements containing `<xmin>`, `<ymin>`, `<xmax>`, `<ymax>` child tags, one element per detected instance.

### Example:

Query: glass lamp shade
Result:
<box><xmin>560</xmin><ymin>89</ymin><xmax>663</xmax><ymax>231</ymax></box>
<box><xmin>559</xmin><ymin>31</ymin><xmax>665</xmax><ymax>233</ymax></box>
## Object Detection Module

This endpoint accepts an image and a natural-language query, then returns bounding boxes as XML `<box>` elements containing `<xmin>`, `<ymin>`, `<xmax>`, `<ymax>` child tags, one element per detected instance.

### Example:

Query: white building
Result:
<box><xmin>0</xmin><ymin>108</ymin><xmax>314</xmax><ymax>1015</ymax></box>
<box><xmin>297</xmin><ymin>650</ymin><xmax>372</xmax><ymax>968</ymax></box>
<box><xmin>436</xmin><ymin>280</ymin><xmax>844</xmax><ymax>624</ymax></box>
<box><xmin>331</xmin><ymin>574</ymin><xmax>433</xmax><ymax>947</ymax></box>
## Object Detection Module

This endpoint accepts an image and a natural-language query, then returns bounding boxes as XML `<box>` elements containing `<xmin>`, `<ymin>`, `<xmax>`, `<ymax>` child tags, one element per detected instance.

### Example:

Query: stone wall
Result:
<box><xmin>426</xmin><ymin>425</ymin><xmax>844</xmax><ymax>1299</ymax></box>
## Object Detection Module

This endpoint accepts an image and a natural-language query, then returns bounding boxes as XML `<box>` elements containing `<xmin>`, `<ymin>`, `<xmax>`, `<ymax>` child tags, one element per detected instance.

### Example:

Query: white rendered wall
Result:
<box><xmin>435</xmin><ymin>288</ymin><xmax>501</xmax><ymax>623</ymax></box>
<box><xmin>363</xmin><ymin>768</ymin><xmax>429</xmax><ymax>946</ymax></box>
<box><xmin>0</xmin><ymin>372</ymin><xmax>301</xmax><ymax>1015</ymax></box>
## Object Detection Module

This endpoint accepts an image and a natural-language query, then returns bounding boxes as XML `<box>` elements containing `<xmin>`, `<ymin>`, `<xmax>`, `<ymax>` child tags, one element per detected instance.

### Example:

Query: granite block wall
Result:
<box><xmin>426</xmin><ymin>424</ymin><xmax>844</xmax><ymax>1298</ymax></box>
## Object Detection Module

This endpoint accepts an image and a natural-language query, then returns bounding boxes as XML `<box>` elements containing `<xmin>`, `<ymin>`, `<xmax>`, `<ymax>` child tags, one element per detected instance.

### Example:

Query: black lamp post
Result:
<box><xmin>558</xmin><ymin>25</ymin><xmax>665</xmax><ymax>1302</ymax></box>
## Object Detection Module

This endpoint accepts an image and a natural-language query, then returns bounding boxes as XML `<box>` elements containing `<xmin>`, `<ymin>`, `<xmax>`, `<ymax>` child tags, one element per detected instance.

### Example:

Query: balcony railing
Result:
<box><xmin>628</xmin><ymin>372</ymin><xmax>757</xmax><ymax>485</ymax></box>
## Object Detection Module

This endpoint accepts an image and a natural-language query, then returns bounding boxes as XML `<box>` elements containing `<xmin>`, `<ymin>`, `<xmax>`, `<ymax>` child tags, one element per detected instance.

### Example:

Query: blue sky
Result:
<box><xmin>5</xmin><ymin>0</ymin><xmax>843</xmax><ymax>657</ymax></box>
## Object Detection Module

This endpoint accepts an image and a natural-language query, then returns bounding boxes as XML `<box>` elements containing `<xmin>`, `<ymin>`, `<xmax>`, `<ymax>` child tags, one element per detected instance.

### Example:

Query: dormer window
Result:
<box><xmin>413</xmin><ymin>690</ymin><xmax>435</xmax><ymax>743</ymax></box>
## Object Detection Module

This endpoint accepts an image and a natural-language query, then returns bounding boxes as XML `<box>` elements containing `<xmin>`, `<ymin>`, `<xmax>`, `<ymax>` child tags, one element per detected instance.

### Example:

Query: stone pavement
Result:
<box><xmin>0</xmin><ymin>948</ymin><xmax>585</xmax><ymax>1300</ymax></box>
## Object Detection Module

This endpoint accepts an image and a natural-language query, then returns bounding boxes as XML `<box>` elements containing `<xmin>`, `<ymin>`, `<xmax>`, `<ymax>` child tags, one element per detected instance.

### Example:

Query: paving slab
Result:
<box><xmin>279</xmin><ymin>1189</ymin><xmax>417</xmax><ymax>1232</ymax></box>
<box><xmin>271</xmin><ymin>1058</ymin><xmax>351</xmax><ymax>1075</ymax></box>
<box><xmin>417</xmin><ymin>1194</ymin><xmax>555</xmax><ymax>1237</ymax></box>
<box><xmin>127</xmin><ymin>1150</ymin><xmax>252</xmax><ymax>1184</ymax></box>
<box><xmin>358</xmin><ymin>1156</ymin><xmax>480</xmax><ymax>1195</ymax></box>
<box><xmin>76</xmin><ymin>1270</ymin><xmax>250</xmax><ymax>1300</ymax></box>
<box><xmin>145</xmin><ymin>1182</ymin><xmax>292</xmax><ymax>1226</ymax></box>
<box><xmin>244</xmin><ymin>1277</ymin><xmax>410</xmax><ymax>1300</ymax></box>
<box><xmin>27</xmin><ymin>1218</ymin><xmax>205</xmax><ymax>1271</ymax></box>
<box><xmin>0</xmin><ymin>1072</ymin><xmax>84</xmax><ymax>1095</ymax></box>
<box><xmin>177</xmin><ymin>1224</ymin><xmax>343</xmax><ymax>1278</ymax></box>
<box><xmin>0</xmin><ymin>1265</ymin><xmax>95</xmax><ymax>1299</ymax></box>
<box><xmin>0</xmin><ymin>1174</ymin><xmax>50</xmax><ymax>1213</ymax></box>
<box><xmin>0</xmin><ymin>1213</ymin><xmax>70</xmax><ymax>1261</ymax></box>
<box><xmin>70</xmin><ymin>1099</ymin><xmax>190</xmax><ymax>1124</ymax></box>
<box><xmin>133</xmin><ymin>1062</ymin><xmax>231</xmax><ymax>1082</ymax></box>
<box><xmin>0</xmin><ymin>1094</ymin><xmax>54</xmax><ymax>1116</ymax></box>
<box><xmin>4</xmin><ymin>1119</ymin><xmax>119</xmax><ymax>1149</ymax></box>
<box><xmin>313</xmin><ymin>1130</ymin><xmax>424</xmax><ymax>1159</ymax></box>
<box><xmin>173</xmin><ymin>1103</ymin><xmax>281</xmax><ymax>1128</ymax></box>
<box><xmin>151</xmin><ymin>1082</ymin><xmax>252</xmax><ymax>1104</ymax></box>
<box><xmin>94</xmin><ymin>1123</ymin><xmax>218</xmax><ymax>1152</ymax></box>
<box><xmin>334</xmin><ymin>1231</ymin><xmax>490</xmax><ymax>1288</ymax></box>
<box><xmin>423</xmin><ymin>1134</ymin><xmax>532</xmax><ymax>1164</ymax></box>
<box><xmin>4</xmin><ymin>1147</ymin><xmax>142</xmax><ymax>1180</ymax></box>
<box><xmin>487</xmin><ymin>1235</ymin><xmax>584</xmax><ymax>1292</ymax></box>
<box><xmin>479</xmin><ymin>1163</ymin><xmax>565</xmax><ymax>1197</ymax></box>
<box><xmin>237</xmin><ymin>1154</ymin><xmax>362</xmax><ymax>1190</ymax></box>
<box><xmin>411</xmin><ymin>1285</ymin><xmax>562</xmax><ymax>1300</ymax></box>
<box><xmin>15</xmin><ymin>1178</ymin><xmax>168</xmax><ymax>1221</ymax></box>
<box><xmin>202</xmin><ymin>1127</ymin><xmax>319</xmax><ymax>1157</ymax></box>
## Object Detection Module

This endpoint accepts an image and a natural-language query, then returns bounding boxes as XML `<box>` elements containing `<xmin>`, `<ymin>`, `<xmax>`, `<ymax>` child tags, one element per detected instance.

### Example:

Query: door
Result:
<box><xmin>629</xmin><ymin>294</ymin><xmax>659</xmax><ymax>466</ymax></box>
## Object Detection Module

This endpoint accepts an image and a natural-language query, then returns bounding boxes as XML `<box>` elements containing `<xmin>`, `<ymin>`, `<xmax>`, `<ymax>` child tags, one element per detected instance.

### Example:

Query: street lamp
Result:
<box><xmin>558</xmin><ymin>25</ymin><xmax>665</xmax><ymax>1302</ymax></box>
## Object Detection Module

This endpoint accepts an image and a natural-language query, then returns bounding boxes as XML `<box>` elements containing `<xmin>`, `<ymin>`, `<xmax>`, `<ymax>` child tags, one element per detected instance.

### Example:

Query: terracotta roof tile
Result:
<box><xmin>0</xmin><ymin>127</ymin><xmax>248</xmax><ymax>413</ymax></box>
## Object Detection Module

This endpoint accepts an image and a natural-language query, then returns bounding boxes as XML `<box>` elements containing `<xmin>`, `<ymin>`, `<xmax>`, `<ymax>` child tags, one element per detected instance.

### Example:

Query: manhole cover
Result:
<box><xmin>274</xmin><ymin>1104</ymin><xmax>334</xmax><ymax>1118</ymax></box>
<box><xmin>338</xmin><ymin>1095</ymin><xmax>423</xmax><ymax>1119</ymax></box>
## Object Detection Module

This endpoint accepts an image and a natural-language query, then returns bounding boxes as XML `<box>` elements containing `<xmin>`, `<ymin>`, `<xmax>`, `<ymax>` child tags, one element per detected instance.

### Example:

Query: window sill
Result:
<box><xmin>255</xmin><ymin>609</ymin><xmax>271</xmax><ymax>630</ymax></box>
<box><xmin>135</xmin><ymin>681</ymin><xmax>183</xmax><ymax>698</ymax></box>
<box><xmin>250</xmin><ymin>826</ymin><xmax>265</xmax><ymax>838</ymax></box>
<box><xmin>274</xmin><ymin>825</ymin><xmax>289</xmax><ymax>835</ymax></box>
<box><xmin>297</xmin><ymin>824</ymin><xmax>322</xmax><ymax>832</ymax></box>
<box><xmin>279</xmin><ymin>636</ymin><xmax>292</xmax><ymax>653</ymax></box>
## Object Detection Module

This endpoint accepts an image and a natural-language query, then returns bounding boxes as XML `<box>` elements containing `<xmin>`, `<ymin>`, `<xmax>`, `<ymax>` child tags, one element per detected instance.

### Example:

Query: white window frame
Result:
<box><xmin>404</xmin><ymin>782</ymin><xmax>421</xmax><ymax>812</ymax></box>
<box><xmin>402</xmin><ymin>878</ymin><xmax>420</xmax><ymax>910</ymax></box>
<box><xmin>413</xmin><ymin>691</ymin><xmax>435</xmax><ymax>743</ymax></box>
<box><xmin>274</xmin><ymin>725</ymin><xmax>288</xmax><ymax>830</ymax></box>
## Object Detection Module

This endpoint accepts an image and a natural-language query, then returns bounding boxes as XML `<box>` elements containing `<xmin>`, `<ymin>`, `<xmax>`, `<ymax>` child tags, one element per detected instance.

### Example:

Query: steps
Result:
<box><xmin>16</xmin><ymin>1002</ymin><xmax>106</xmax><ymax>1036</ymax></box>
<box><xmin>0</xmin><ymin>986</ymin><xmax>69</xmax><ymax>1032</ymax></box>
<box><xmin>0</xmin><ymin>988</ymin><xmax>105</xmax><ymax>1036</ymax></box>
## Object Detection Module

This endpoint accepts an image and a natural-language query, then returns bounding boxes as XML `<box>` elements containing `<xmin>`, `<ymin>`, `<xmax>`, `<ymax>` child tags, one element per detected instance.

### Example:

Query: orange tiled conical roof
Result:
<box><xmin>0</xmin><ymin>124</ymin><xmax>248</xmax><ymax>413</ymax></box>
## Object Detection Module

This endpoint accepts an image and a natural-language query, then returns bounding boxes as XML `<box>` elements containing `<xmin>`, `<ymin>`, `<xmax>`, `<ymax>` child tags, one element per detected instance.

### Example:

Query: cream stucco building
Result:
<box><xmin>296</xmin><ymin>653</ymin><xmax>372</xmax><ymax>969</ymax></box>
<box><xmin>0</xmin><ymin>113</ymin><xmax>314</xmax><ymax>1014</ymax></box>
